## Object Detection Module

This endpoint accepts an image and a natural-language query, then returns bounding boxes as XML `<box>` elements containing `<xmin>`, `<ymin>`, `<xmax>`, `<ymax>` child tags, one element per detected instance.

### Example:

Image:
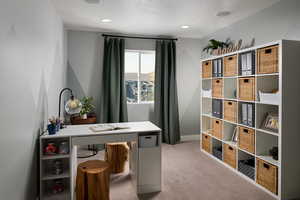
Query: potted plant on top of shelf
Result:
<box><xmin>79</xmin><ymin>96</ymin><xmax>95</xmax><ymax>119</ymax></box>
<box><xmin>202</xmin><ymin>39</ymin><xmax>231</xmax><ymax>55</ymax></box>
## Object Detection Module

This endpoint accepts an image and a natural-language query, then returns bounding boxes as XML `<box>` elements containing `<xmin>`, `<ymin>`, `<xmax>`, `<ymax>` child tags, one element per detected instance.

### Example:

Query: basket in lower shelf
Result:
<box><xmin>238</xmin><ymin>159</ymin><xmax>255</xmax><ymax>180</ymax></box>
<box><xmin>212</xmin><ymin>147</ymin><xmax>222</xmax><ymax>160</ymax></box>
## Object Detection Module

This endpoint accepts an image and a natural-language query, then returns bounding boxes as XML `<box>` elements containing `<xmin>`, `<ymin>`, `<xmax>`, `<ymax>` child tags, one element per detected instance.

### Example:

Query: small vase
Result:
<box><xmin>81</xmin><ymin>114</ymin><xmax>87</xmax><ymax>119</ymax></box>
<box><xmin>47</xmin><ymin>124</ymin><xmax>57</xmax><ymax>135</ymax></box>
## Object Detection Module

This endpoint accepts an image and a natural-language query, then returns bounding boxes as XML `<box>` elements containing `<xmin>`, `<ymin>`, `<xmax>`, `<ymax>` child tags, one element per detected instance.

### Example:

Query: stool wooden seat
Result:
<box><xmin>76</xmin><ymin>160</ymin><xmax>110</xmax><ymax>200</ymax></box>
<box><xmin>105</xmin><ymin>142</ymin><xmax>129</xmax><ymax>173</ymax></box>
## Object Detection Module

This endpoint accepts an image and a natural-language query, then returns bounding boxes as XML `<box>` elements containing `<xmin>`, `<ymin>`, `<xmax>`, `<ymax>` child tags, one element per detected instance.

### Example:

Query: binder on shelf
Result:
<box><xmin>247</xmin><ymin>104</ymin><xmax>255</xmax><ymax>127</ymax></box>
<box><xmin>241</xmin><ymin>54</ymin><xmax>247</xmax><ymax>75</ymax></box>
<box><xmin>246</xmin><ymin>53</ymin><xmax>252</xmax><ymax>75</ymax></box>
<box><xmin>218</xmin><ymin>59</ymin><xmax>222</xmax><ymax>77</ymax></box>
<box><xmin>213</xmin><ymin>58</ymin><xmax>223</xmax><ymax>77</ymax></box>
<box><xmin>242</xmin><ymin>104</ymin><xmax>248</xmax><ymax>125</ymax></box>
<box><xmin>212</xmin><ymin>99</ymin><xmax>223</xmax><ymax>118</ymax></box>
<box><xmin>239</xmin><ymin>51</ymin><xmax>255</xmax><ymax>75</ymax></box>
<box><xmin>213</xmin><ymin>59</ymin><xmax>218</xmax><ymax>77</ymax></box>
<box><xmin>240</xmin><ymin>102</ymin><xmax>255</xmax><ymax>127</ymax></box>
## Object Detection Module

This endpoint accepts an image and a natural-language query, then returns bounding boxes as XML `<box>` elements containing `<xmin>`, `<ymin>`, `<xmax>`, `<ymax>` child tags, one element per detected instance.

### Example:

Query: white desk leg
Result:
<box><xmin>70</xmin><ymin>145</ymin><xmax>77</xmax><ymax>200</ymax></box>
<box><xmin>129</xmin><ymin>140</ymin><xmax>138</xmax><ymax>194</ymax></box>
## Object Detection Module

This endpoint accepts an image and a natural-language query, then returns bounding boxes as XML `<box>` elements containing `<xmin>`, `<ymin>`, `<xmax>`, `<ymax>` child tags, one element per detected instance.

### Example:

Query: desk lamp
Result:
<box><xmin>58</xmin><ymin>88</ymin><xmax>82</xmax><ymax>125</ymax></box>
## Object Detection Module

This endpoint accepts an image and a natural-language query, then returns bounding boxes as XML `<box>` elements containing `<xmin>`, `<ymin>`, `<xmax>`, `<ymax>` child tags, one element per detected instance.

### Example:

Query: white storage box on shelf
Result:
<box><xmin>258</xmin><ymin>91</ymin><xmax>280</xmax><ymax>105</ymax></box>
<box><xmin>139</xmin><ymin>135</ymin><xmax>158</xmax><ymax>148</ymax></box>
<box><xmin>202</xmin><ymin>89</ymin><xmax>212</xmax><ymax>98</ymax></box>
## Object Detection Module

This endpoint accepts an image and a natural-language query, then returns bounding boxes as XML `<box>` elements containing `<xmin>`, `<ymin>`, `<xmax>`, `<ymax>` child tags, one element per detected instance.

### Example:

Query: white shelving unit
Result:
<box><xmin>40</xmin><ymin>136</ymin><xmax>72</xmax><ymax>200</ymax></box>
<box><xmin>200</xmin><ymin>40</ymin><xmax>300</xmax><ymax>200</ymax></box>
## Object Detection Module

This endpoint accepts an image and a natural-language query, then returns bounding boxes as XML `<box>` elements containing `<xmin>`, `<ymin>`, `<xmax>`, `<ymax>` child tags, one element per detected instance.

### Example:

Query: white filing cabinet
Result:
<box><xmin>137</xmin><ymin>133</ymin><xmax>162</xmax><ymax>194</ymax></box>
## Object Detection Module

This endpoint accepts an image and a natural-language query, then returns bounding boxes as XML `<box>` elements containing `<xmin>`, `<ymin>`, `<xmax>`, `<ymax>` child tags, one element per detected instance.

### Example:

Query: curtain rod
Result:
<box><xmin>102</xmin><ymin>34</ymin><xmax>177</xmax><ymax>41</ymax></box>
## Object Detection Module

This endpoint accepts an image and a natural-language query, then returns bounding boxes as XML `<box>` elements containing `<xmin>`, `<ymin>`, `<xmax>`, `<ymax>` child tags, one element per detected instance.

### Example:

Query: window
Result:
<box><xmin>125</xmin><ymin>50</ymin><xmax>155</xmax><ymax>103</ymax></box>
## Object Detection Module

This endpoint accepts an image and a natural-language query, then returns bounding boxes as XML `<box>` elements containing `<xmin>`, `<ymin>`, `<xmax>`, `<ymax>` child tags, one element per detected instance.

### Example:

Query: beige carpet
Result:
<box><xmin>78</xmin><ymin>141</ymin><xmax>275</xmax><ymax>200</ymax></box>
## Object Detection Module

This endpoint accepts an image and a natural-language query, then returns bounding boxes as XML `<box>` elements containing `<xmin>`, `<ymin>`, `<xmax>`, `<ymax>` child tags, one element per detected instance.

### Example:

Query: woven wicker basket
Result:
<box><xmin>238</xmin><ymin>77</ymin><xmax>255</xmax><ymax>101</ymax></box>
<box><xmin>238</xmin><ymin>126</ymin><xmax>255</xmax><ymax>154</ymax></box>
<box><xmin>257</xmin><ymin>45</ymin><xmax>279</xmax><ymax>74</ymax></box>
<box><xmin>224</xmin><ymin>55</ymin><xmax>237</xmax><ymax>77</ymax></box>
<box><xmin>212</xmin><ymin>78</ymin><xmax>223</xmax><ymax>98</ymax></box>
<box><xmin>256</xmin><ymin>158</ymin><xmax>278</xmax><ymax>194</ymax></box>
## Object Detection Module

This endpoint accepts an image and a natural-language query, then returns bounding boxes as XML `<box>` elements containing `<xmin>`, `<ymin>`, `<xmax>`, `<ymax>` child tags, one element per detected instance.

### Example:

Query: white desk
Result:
<box><xmin>39</xmin><ymin>121</ymin><xmax>162</xmax><ymax>200</ymax></box>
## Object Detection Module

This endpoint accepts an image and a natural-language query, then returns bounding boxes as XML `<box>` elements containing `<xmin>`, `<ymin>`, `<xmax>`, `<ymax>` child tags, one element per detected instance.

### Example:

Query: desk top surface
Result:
<box><xmin>41</xmin><ymin>121</ymin><xmax>161</xmax><ymax>139</ymax></box>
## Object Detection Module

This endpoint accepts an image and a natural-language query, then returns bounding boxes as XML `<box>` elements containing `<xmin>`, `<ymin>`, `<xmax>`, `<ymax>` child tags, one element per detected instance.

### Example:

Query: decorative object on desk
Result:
<box><xmin>262</xmin><ymin>112</ymin><xmax>279</xmax><ymax>132</ymax></box>
<box><xmin>269</xmin><ymin>146</ymin><xmax>278</xmax><ymax>160</ymax></box>
<box><xmin>52</xmin><ymin>179</ymin><xmax>64</xmax><ymax>194</ymax></box>
<box><xmin>58</xmin><ymin>141</ymin><xmax>69</xmax><ymax>154</ymax></box>
<box><xmin>58</xmin><ymin>88</ymin><xmax>82</xmax><ymax>128</ymax></box>
<box><xmin>71</xmin><ymin>113</ymin><xmax>97</xmax><ymax>125</ymax></box>
<box><xmin>44</xmin><ymin>142</ymin><xmax>57</xmax><ymax>155</ymax></box>
<box><xmin>47</xmin><ymin>124</ymin><xmax>56</xmax><ymax>135</ymax></box>
<box><xmin>79</xmin><ymin>96</ymin><xmax>95</xmax><ymax>119</ymax></box>
<box><xmin>231</xmin><ymin>127</ymin><xmax>238</xmax><ymax>142</ymax></box>
<box><xmin>202</xmin><ymin>39</ymin><xmax>231</xmax><ymax>55</ymax></box>
<box><xmin>48</xmin><ymin>117</ymin><xmax>61</xmax><ymax>134</ymax></box>
<box><xmin>52</xmin><ymin>159</ymin><xmax>63</xmax><ymax>175</ymax></box>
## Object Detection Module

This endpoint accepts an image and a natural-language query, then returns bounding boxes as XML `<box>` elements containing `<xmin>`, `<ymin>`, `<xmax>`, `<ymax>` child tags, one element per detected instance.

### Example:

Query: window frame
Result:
<box><xmin>125</xmin><ymin>49</ymin><xmax>155</xmax><ymax>104</ymax></box>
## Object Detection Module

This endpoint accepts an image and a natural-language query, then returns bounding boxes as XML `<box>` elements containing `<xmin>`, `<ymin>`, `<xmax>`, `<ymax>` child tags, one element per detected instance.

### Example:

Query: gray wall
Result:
<box><xmin>199</xmin><ymin>0</ymin><xmax>300</xmax><ymax>55</ymax></box>
<box><xmin>177</xmin><ymin>38</ymin><xmax>202</xmax><ymax>136</ymax></box>
<box><xmin>0</xmin><ymin>0</ymin><xmax>66</xmax><ymax>199</ymax></box>
<box><xmin>67</xmin><ymin>30</ymin><xmax>201</xmax><ymax>135</ymax></box>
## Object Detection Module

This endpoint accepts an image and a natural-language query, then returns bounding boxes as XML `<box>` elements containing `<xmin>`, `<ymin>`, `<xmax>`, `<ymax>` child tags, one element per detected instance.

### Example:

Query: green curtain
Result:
<box><xmin>154</xmin><ymin>40</ymin><xmax>180</xmax><ymax>144</ymax></box>
<box><xmin>100</xmin><ymin>37</ymin><xmax>128</xmax><ymax>123</ymax></box>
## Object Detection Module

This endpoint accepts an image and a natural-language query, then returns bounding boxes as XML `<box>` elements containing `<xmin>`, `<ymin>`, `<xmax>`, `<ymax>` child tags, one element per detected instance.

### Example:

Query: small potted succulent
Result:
<box><xmin>79</xmin><ymin>96</ymin><xmax>95</xmax><ymax>119</ymax></box>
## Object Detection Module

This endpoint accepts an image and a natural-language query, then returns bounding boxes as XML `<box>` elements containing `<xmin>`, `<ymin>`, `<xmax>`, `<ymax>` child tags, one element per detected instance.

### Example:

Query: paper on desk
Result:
<box><xmin>89</xmin><ymin>124</ymin><xmax>130</xmax><ymax>132</ymax></box>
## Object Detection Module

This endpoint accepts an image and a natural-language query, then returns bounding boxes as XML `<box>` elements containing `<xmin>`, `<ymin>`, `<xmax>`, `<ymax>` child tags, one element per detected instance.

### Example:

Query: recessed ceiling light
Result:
<box><xmin>216</xmin><ymin>11</ymin><xmax>231</xmax><ymax>17</ymax></box>
<box><xmin>85</xmin><ymin>0</ymin><xmax>100</xmax><ymax>4</ymax></box>
<box><xmin>101</xmin><ymin>19</ymin><xmax>112</xmax><ymax>23</ymax></box>
<box><xmin>181</xmin><ymin>25</ymin><xmax>190</xmax><ymax>29</ymax></box>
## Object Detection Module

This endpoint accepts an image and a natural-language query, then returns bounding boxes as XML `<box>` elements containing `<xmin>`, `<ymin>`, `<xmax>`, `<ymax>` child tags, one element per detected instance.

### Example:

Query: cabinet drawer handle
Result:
<box><xmin>205</xmin><ymin>135</ymin><xmax>208</xmax><ymax>139</ymax></box>
<box><xmin>263</xmin><ymin>163</ymin><xmax>270</xmax><ymax>169</ymax></box>
<box><xmin>229</xmin><ymin>146</ymin><xmax>233</xmax><ymax>150</ymax></box>
<box><xmin>228</xmin><ymin>102</ymin><xmax>232</xmax><ymax>105</ymax></box>
<box><xmin>205</xmin><ymin>62</ymin><xmax>209</xmax><ymax>65</ymax></box>
<box><xmin>228</xmin><ymin>57</ymin><xmax>233</xmax><ymax>60</ymax></box>
<box><xmin>244</xmin><ymin>79</ymin><xmax>249</xmax><ymax>83</ymax></box>
<box><xmin>216</xmin><ymin>121</ymin><xmax>219</xmax><ymax>124</ymax></box>
<box><xmin>243</xmin><ymin>129</ymin><xmax>249</xmax><ymax>133</ymax></box>
<box><xmin>265</xmin><ymin>49</ymin><xmax>272</xmax><ymax>54</ymax></box>
<box><xmin>216</xmin><ymin>80</ymin><xmax>220</xmax><ymax>83</ymax></box>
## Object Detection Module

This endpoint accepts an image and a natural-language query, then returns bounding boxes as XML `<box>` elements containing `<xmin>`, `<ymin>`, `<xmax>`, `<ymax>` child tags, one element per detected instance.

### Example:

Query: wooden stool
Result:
<box><xmin>76</xmin><ymin>160</ymin><xmax>110</xmax><ymax>200</ymax></box>
<box><xmin>105</xmin><ymin>143</ymin><xmax>129</xmax><ymax>173</ymax></box>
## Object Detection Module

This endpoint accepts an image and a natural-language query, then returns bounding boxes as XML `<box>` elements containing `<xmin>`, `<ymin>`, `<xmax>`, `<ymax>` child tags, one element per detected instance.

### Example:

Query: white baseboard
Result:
<box><xmin>180</xmin><ymin>134</ymin><xmax>200</xmax><ymax>141</ymax></box>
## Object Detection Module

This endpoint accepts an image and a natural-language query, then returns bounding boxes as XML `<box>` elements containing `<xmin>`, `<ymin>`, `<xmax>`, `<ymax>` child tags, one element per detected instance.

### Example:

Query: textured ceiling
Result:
<box><xmin>52</xmin><ymin>0</ymin><xmax>280</xmax><ymax>38</ymax></box>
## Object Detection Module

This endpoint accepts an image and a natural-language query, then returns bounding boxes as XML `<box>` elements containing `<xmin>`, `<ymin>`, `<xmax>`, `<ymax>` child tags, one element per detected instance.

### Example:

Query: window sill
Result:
<box><xmin>127</xmin><ymin>102</ymin><xmax>154</xmax><ymax>105</ymax></box>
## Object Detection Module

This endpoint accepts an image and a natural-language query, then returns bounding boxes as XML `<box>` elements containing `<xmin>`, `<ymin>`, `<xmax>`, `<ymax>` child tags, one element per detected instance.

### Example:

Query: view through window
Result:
<box><xmin>125</xmin><ymin>50</ymin><xmax>155</xmax><ymax>103</ymax></box>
